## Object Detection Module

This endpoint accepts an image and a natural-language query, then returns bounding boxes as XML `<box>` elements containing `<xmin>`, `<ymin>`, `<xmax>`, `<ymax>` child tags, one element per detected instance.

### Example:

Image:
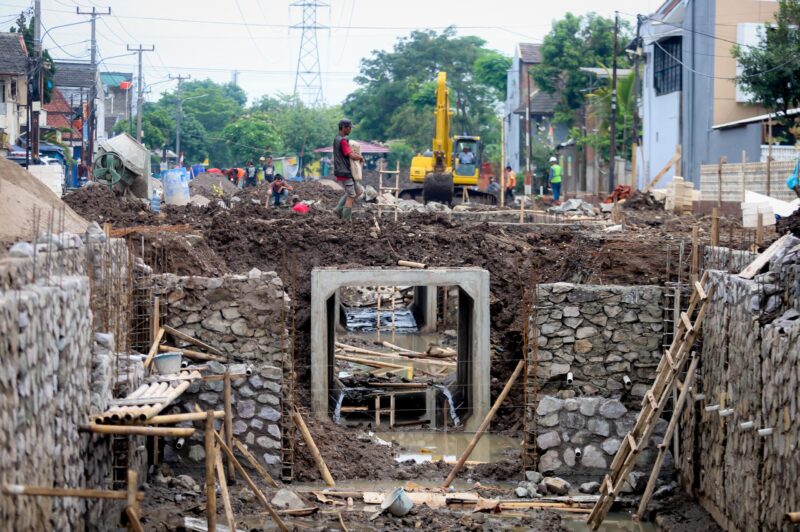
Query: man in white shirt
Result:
<box><xmin>457</xmin><ymin>146</ymin><xmax>475</xmax><ymax>165</ymax></box>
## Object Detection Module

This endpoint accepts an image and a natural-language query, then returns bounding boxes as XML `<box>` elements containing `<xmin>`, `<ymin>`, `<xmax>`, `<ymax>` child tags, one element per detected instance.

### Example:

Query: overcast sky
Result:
<box><xmin>2</xmin><ymin>0</ymin><xmax>658</xmax><ymax>105</ymax></box>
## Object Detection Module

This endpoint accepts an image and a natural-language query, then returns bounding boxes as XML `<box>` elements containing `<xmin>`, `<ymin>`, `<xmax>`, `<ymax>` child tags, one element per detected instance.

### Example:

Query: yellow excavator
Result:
<box><xmin>400</xmin><ymin>72</ymin><xmax>496</xmax><ymax>205</ymax></box>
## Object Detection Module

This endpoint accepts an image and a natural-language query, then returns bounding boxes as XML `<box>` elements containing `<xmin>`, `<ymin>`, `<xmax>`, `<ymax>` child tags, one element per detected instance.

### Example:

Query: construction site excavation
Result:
<box><xmin>3</xmin><ymin>2</ymin><xmax>800</xmax><ymax>530</ymax></box>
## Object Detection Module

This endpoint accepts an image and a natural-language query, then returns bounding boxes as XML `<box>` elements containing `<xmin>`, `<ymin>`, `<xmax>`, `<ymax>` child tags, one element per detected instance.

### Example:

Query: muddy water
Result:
<box><xmin>375</xmin><ymin>431</ymin><xmax>520</xmax><ymax>464</ymax></box>
<box><xmin>562</xmin><ymin>514</ymin><xmax>656</xmax><ymax>531</ymax></box>
<box><xmin>344</xmin><ymin>307</ymin><xmax>418</xmax><ymax>332</ymax></box>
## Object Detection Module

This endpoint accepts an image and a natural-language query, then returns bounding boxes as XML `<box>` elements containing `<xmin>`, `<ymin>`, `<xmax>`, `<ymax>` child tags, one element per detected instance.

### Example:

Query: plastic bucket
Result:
<box><xmin>153</xmin><ymin>352</ymin><xmax>182</xmax><ymax>374</ymax></box>
<box><xmin>381</xmin><ymin>487</ymin><xmax>413</xmax><ymax>517</ymax></box>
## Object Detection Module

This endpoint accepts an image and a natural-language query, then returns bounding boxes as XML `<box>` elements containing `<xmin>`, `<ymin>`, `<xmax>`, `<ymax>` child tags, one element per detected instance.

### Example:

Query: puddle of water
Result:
<box><xmin>344</xmin><ymin>307</ymin><xmax>418</xmax><ymax>332</ymax></box>
<box><xmin>562</xmin><ymin>513</ymin><xmax>656</xmax><ymax>532</ymax></box>
<box><xmin>375</xmin><ymin>430</ymin><xmax>520</xmax><ymax>464</ymax></box>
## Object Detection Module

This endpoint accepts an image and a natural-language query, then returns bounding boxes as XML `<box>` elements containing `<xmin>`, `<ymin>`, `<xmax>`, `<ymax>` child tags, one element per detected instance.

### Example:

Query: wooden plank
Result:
<box><xmin>163</xmin><ymin>325</ymin><xmax>225</xmax><ymax>357</ymax></box>
<box><xmin>232</xmin><ymin>439</ymin><xmax>279</xmax><ymax>488</ymax></box>
<box><xmin>335</xmin><ymin>354</ymin><xmax>406</xmax><ymax>370</ymax></box>
<box><xmin>739</xmin><ymin>233</ymin><xmax>793</xmax><ymax>279</ymax></box>
<box><xmin>626</xmin><ymin>433</ymin><xmax>638</xmax><ymax>452</ymax></box>
<box><xmin>680</xmin><ymin>312</ymin><xmax>693</xmax><ymax>332</ymax></box>
<box><xmin>293</xmin><ymin>409</ymin><xmax>336</xmax><ymax>487</ymax></box>
<box><xmin>644</xmin><ymin>145</ymin><xmax>681</xmax><ymax>193</ymax></box>
<box><xmin>215</xmin><ymin>444</ymin><xmax>237</xmax><ymax>532</ymax></box>
<box><xmin>143</xmin><ymin>327</ymin><xmax>166</xmax><ymax>369</ymax></box>
<box><xmin>2</xmin><ymin>484</ymin><xmax>144</xmax><ymax>501</ymax></box>
<box><xmin>694</xmin><ymin>281</ymin><xmax>707</xmax><ymax>300</ymax></box>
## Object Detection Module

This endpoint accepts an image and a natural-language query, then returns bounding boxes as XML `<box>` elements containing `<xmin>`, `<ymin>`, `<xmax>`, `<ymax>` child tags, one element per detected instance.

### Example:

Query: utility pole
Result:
<box><xmin>76</xmin><ymin>6</ymin><xmax>111</xmax><ymax>171</ymax></box>
<box><xmin>630</xmin><ymin>16</ymin><xmax>642</xmax><ymax>189</ymax></box>
<box><xmin>127</xmin><ymin>44</ymin><xmax>154</xmax><ymax>142</ymax></box>
<box><xmin>30</xmin><ymin>0</ymin><xmax>42</xmax><ymax>161</ymax></box>
<box><xmin>291</xmin><ymin>1</ymin><xmax>327</xmax><ymax>106</ymax></box>
<box><xmin>608</xmin><ymin>11</ymin><xmax>619</xmax><ymax>194</ymax></box>
<box><xmin>170</xmin><ymin>74</ymin><xmax>191</xmax><ymax>164</ymax></box>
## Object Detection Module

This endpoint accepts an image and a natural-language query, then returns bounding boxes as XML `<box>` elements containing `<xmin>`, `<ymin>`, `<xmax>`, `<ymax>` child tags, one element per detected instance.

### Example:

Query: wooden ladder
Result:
<box><xmin>587</xmin><ymin>272</ymin><xmax>711</xmax><ymax>530</ymax></box>
<box><xmin>378</xmin><ymin>160</ymin><xmax>401</xmax><ymax>221</ymax></box>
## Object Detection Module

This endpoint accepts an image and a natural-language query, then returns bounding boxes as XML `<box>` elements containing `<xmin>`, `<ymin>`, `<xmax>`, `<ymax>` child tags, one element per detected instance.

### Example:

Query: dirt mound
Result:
<box><xmin>777</xmin><ymin>208</ymin><xmax>800</xmax><ymax>237</ymax></box>
<box><xmin>624</xmin><ymin>190</ymin><xmax>664</xmax><ymax>211</ymax></box>
<box><xmin>0</xmin><ymin>156</ymin><xmax>88</xmax><ymax>246</ymax></box>
<box><xmin>63</xmin><ymin>184</ymin><xmax>154</xmax><ymax>226</ymax></box>
<box><xmin>189</xmin><ymin>171</ymin><xmax>235</xmax><ymax>197</ymax></box>
<box><xmin>233</xmin><ymin>179</ymin><xmax>344</xmax><ymax>208</ymax></box>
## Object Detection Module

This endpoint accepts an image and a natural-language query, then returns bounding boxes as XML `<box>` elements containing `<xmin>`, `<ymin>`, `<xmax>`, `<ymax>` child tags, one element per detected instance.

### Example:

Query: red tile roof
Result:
<box><xmin>44</xmin><ymin>87</ymin><xmax>80</xmax><ymax>139</ymax></box>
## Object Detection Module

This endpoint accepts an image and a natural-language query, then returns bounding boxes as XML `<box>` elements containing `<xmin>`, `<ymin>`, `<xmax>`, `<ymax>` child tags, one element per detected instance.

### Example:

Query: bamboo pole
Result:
<box><xmin>145</xmin><ymin>411</ymin><xmax>224</xmax><ymax>425</ymax></box>
<box><xmin>215</xmin><ymin>444</ymin><xmax>236</xmax><ymax>532</ymax></box>
<box><xmin>143</xmin><ymin>327</ymin><xmax>166</xmax><ymax>369</ymax></box>
<box><xmin>83</xmin><ymin>424</ymin><xmax>195</xmax><ymax>437</ymax></box>
<box><xmin>786</xmin><ymin>512</ymin><xmax>800</xmax><ymax>524</ymax></box>
<box><xmin>125</xmin><ymin>507</ymin><xmax>144</xmax><ymax>532</ymax></box>
<box><xmin>631</xmin><ymin>142</ymin><xmax>638</xmax><ymax>189</ymax></box>
<box><xmin>163</xmin><ymin>325</ymin><xmax>226</xmax><ymax>357</ymax></box>
<box><xmin>205</xmin><ymin>412</ymin><xmax>217</xmax><ymax>532</ymax></box>
<box><xmin>233</xmin><ymin>439</ymin><xmax>279</xmax><ymax>488</ymax></box>
<box><xmin>500</xmin><ymin>116</ymin><xmax>506</xmax><ymax>208</ymax></box>
<box><xmin>292</xmin><ymin>409</ymin><xmax>336</xmax><ymax>487</ymax></box>
<box><xmin>337</xmin><ymin>342</ymin><xmax>455</xmax><ymax>366</ymax></box>
<box><xmin>391</xmin><ymin>286</ymin><xmax>396</xmax><ymax>345</ymax></box>
<box><xmin>690</xmin><ymin>226</ymin><xmax>699</xmax><ymax>285</ymax></box>
<box><xmin>376</xmin><ymin>285</ymin><xmax>382</xmax><ymax>342</ymax></box>
<box><xmin>159</xmin><ymin>345</ymin><xmax>227</xmax><ymax>363</ymax></box>
<box><xmin>756</xmin><ymin>213</ymin><xmax>764</xmax><ymax>246</ymax></box>
<box><xmin>126</xmin><ymin>469</ymin><xmax>142</xmax><ymax>532</ymax></box>
<box><xmin>394</xmin><ymin>162</ymin><xmax>400</xmax><ymax>222</ymax></box>
<box><xmin>151</xmin><ymin>296</ymin><xmax>160</xmax><ymax>467</ymax></box>
<box><xmin>741</xmin><ymin>150</ymin><xmax>747</xmax><ymax>201</ymax></box>
<box><xmin>767</xmin><ymin>118</ymin><xmax>773</xmax><ymax>196</ymax></box>
<box><xmin>335</xmin><ymin>354</ymin><xmax>406</xmax><ymax>370</ymax></box>
<box><xmin>2</xmin><ymin>484</ymin><xmax>145</xmax><ymax>501</ymax></box>
<box><xmin>224</xmin><ymin>372</ymin><xmax>235</xmax><ymax>482</ymax></box>
<box><xmin>397</xmin><ymin>260</ymin><xmax>426</xmax><ymax>269</ymax></box>
<box><xmin>212</xmin><ymin>431</ymin><xmax>288</xmax><ymax>531</ymax></box>
<box><xmin>635</xmin><ymin>356</ymin><xmax>699</xmax><ymax>518</ymax></box>
<box><xmin>442</xmin><ymin>359</ymin><xmax>525</xmax><ymax>488</ymax></box>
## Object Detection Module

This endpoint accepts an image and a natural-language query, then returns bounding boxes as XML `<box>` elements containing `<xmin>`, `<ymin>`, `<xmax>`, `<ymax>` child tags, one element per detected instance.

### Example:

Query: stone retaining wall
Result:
<box><xmin>0</xmin><ymin>231</ymin><xmax>134</xmax><ymax>531</ymax></box>
<box><xmin>154</xmin><ymin>270</ymin><xmax>290</xmax><ymax>477</ymax></box>
<box><xmin>679</xmin><ymin>238</ymin><xmax>800</xmax><ymax>532</ymax></box>
<box><xmin>536</xmin><ymin>395</ymin><xmax>669</xmax><ymax>485</ymax></box>
<box><xmin>535</xmin><ymin>283</ymin><xmax>664</xmax><ymax>400</ymax></box>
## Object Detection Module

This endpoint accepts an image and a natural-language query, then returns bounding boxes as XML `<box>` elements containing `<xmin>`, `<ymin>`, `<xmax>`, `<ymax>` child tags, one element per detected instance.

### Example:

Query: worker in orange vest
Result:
<box><xmin>505</xmin><ymin>165</ymin><xmax>516</xmax><ymax>205</ymax></box>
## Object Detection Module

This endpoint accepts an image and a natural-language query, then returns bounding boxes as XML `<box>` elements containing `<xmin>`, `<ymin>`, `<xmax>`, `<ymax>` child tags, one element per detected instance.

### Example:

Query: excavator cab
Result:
<box><xmin>453</xmin><ymin>136</ymin><xmax>480</xmax><ymax>184</ymax></box>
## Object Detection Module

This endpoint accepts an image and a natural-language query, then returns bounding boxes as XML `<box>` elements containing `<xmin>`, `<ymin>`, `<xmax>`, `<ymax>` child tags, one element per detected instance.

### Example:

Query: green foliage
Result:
<box><xmin>386</xmin><ymin>139</ymin><xmax>415</xmax><ymax>168</ymax></box>
<box><xmin>473</xmin><ymin>51</ymin><xmax>512</xmax><ymax>98</ymax></box>
<box><xmin>733</xmin><ymin>0</ymin><xmax>800</xmax><ymax>126</ymax></box>
<box><xmin>530</xmin><ymin>12</ymin><xmax>631</xmax><ymax>126</ymax></box>
<box><xmin>343</xmin><ymin>27</ymin><xmax>504</xmax><ymax>158</ymax></box>
<box><xmin>579</xmin><ymin>70</ymin><xmax>638</xmax><ymax>161</ymax></box>
<box><xmin>10</xmin><ymin>12</ymin><xmax>55</xmax><ymax>103</ymax></box>
<box><xmin>221</xmin><ymin>113</ymin><xmax>282</xmax><ymax>163</ymax></box>
<box><xmin>114</xmin><ymin>103</ymin><xmax>175</xmax><ymax>150</ymax></box>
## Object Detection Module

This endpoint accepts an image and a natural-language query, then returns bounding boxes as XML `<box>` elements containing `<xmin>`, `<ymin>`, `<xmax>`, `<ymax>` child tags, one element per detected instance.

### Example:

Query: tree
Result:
<box><xmin>575</xmin><ymin>69</ymin><xmax>638</xmax><ymax>161</ymax></box>
<box><xmin>222</xmin><ymin>113</ymin><xmax>282</xmax><ymax>163</ymax></box>
<box><xmin>343</xmin><ymin>28</ymin><xmax>503</xmax><ymax>155</ymax></box>
<box><xmin>733</xmin><ymin>0</ymin><xmax>800</xmax><ymax>127</ymax></box>
<box><xmin>530</xmin><ymin>13</ymin><xmax>631</xmax><ymax>126</ymax></box>
<box><xmin>473</xmin><ymin>51</ymin><xmax>512</xmax><ymax>98</ymax></box>
<box><xmin>10</xmin><ymin>12</ymin><xmax>55</xmax><ymax>103</ymax></box>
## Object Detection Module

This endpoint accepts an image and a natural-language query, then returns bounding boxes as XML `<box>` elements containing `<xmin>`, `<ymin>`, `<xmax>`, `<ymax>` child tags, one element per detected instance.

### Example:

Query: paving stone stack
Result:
<box><xmin>535</xmin><ymin>283</ymin><xmax>664</xmax><ymax>399</ymax></box>
<box><xmin>680</xmin><ymin>239</ymin><xmax>800</xmax><ymax>532</ymax></box>
<box><xmin>534</xmin><ymin>395</ymin><xmax>668</xmax><ymax>487</ymax></box>
<box><xmin>154</xmin><ymin>268</ymin><xmax>289</xmax><ymax>364</ymax></box>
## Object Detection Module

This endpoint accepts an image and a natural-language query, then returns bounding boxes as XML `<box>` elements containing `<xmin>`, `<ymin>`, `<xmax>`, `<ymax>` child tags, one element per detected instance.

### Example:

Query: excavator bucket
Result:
<box><xmin>423</xmin><ymin>172</ymin><xmax>454</xmax><ymax>205</ymax></box>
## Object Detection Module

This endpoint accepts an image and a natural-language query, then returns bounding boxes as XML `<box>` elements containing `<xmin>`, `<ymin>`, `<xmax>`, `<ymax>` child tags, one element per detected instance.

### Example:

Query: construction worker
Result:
<box><xmin>262</xmin><ymin>156</ymin><xmax>276</xmax><ymax>183</ymax></box>
<box><xmin>549</xmin><ymin>156</ymin><xmax>562</xmax><ymax>204</ymax></box>
<box><xmin>268</xmin><ymin>174</ymin><xmax>293</xmax><ymax>207</ymax></box>
<box><xmin>332</xmin><ymin>118</ymin><xmax>364</xmax><ymax>220</ymax></box>
<box><xmin>505</xmin><ymin>165</ymin><xmax>516</xmax><ymax>205</ymax></box>
<box><xmin>244</xmin><ymin>161</ymin><xmax>257</xmax><ymax>188</ymax></box>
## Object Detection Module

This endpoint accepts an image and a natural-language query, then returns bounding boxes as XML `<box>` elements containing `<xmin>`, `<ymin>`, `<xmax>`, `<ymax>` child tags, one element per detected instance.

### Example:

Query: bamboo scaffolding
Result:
<box><xmin>233</xmin><ymin>439</ymin><xmax>279</xmax><ymax>488</ymax></box>
<box><xmin>159</xmin><ymin>345</ymin><xmax>227</xmax><ymax>363</ymax></box>
<box><xmin>224</xmin><ymin>372</ymin><xmax>235</xmax><ymax>482</ymax></box>
<box><xmin>163</xmin><ymin>325</ymin><xmax>226</xmax><ymax>357</ymax></box>
<box><xmin>334</xmin><ymin>354</ymin><xmax>407</xmax><ymax>370</ymax></box>
<box><xmin>205</xmin><ymin>412</ymin><xmax>217</xmax><ymax>532</ymax></box>
<box><xmin>143</xmin><ymin>327</ymin><xmax>165</xmax><ymax>369</ymax></box>
<box><xmin>145</xmin><ymin>411</ymin><xmax>225</xmax><ymax>425</ymax></box>
<box><xmin>2</xmin><ymin>484</ymin><xmax>145</xmax><ymax>501</ymax></box>
<box><xmin>336</xmin><ymin>342</ymin><xmax>455</xmax><ymax>367</ymax></box>
<box><xmin>214</xmin><ymin>448</ymin><xmax>236</xmax><ymax>532</ymax></box>
<box><xmin>98</xmin><ymin>372</ymin><xmax>200</xmax><ymax>423</ymax></box>
<box><xmin>84</xmin><ymin>424</ymin><xmax>196</xmax><ymax>437</ymax></box>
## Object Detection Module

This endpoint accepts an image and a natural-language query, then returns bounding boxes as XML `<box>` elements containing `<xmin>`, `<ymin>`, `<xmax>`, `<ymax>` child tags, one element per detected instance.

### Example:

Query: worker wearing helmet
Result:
<box><xmin>548</xmin><ymin>156</ymin><xmax>562</xmax><ymax>204</ymax></box>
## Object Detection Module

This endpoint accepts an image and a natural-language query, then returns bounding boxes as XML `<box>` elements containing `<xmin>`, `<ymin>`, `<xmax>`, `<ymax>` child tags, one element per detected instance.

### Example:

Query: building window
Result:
<box><xmin>654</xmin><ymin>37</ymin><xmax>682</xmax><ymax>96</ymax></box>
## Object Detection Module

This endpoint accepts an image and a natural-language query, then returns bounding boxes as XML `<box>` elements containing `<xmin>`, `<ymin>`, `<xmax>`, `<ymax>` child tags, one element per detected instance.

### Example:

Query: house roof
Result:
<box><xmin>314</xmin><ymin>140</ymin><xmax>389</xmax><ymax>154</ymax></box>
<box><xmin>101</xmin><ymin>71</ymin><xmax>133</xmax><ymax>88</ymax></box>
<box><xmin>0</xmin><ymin>32</ymin><xmax>28</xmax><ymax>75</ymax></box>
<box><xmin>579</xmin><ymin>67</ymin><xmax>634</xmax><ymax>79</ymax></box>
<box><xmin>53</xmin><ymin>61</ymin><xmax>95</xmax><ymax>89</ymax></box>
<box><xmin>713</xmin><ymin>108</ymin><xmax>800</xmax><ymax>130</ymax></box>
<box><xmin>43</xmin><ymin>87</ymin><xmax>80</xmax><ymax>137</ymax></box>
<box><xmin>514</xmin><ymin>90</ymin><xmax>561</xmax><ymax>115</ymax></box>
<box><xmin>518</xmin><ymin>43</ymin><xmax>542</xmax><ymax>64</ymax></box>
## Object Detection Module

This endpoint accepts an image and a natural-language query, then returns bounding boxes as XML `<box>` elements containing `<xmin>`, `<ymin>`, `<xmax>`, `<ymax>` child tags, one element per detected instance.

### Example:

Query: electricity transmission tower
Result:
<box><xmin>290</xmin><ymin>1</ymin><xmax>327</xmax><ymax>106</ymax></box>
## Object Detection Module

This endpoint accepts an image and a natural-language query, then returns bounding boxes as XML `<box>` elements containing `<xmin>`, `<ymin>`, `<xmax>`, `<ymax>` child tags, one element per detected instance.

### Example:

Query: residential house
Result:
<box><xmin>0</xmin><ymin>32</ymin><xmax>28</xmax><ymax>155</ymax></box>
<box><xmin>640</xmin><ymin>0</ymin><xmax>779</xmax><ymax>189</ymax></box>
<box><xmin>53</xmin><ymin>60</ymin><xmax>105</xmax><ymax>148</ymax></box>
<box><xmin>101</xmin><ymin>71</ymin><xmax>133</xmax><ymax>137</ymax></box>
<box><xmin>504</xmin><ymin>43</ymin><xmax>541</xmax><ymax>174</ymax></box>
<box><xmin>42</xmin><ymin>87</ymin><xmax>80</xmax><ymax>146</ymax></box>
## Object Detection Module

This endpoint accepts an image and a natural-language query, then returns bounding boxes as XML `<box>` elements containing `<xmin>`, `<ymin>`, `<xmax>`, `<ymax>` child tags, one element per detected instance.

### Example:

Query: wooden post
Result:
<box><xmin>292</xmin><ymin>409</ymin><xmax>336</xmax><ymax>486</ymax></box>
<box><xmin>717</xmin><ymin>156</ymin><xmax>726</xmax><ymax>208</ymax></box>
<box><xmin>126</xmin><ymin>469</ymin><xmax>140</xmax><ymax>532</ymax></box>
<box><xmin>767</xmin><ymin>118</ymin><xmax>773</xmax><ymax>196</ymax></box>
<box><xmin>389</xmin><ymin>394</ymin><xmax>396</xmax><ymax>428</ymax></box>
<box><xmin>391</xmin><ymin>287</ymin><xmax>396</xmax><ymax>345</ymax></box>
<box><xmin>394</xmin><ymin>162</ymin><xmax>400</xmax><ymax>222</ymax></box>
<box><xmin>631</xmin><ymin>142</ymin><xmax>638</xmax><ymax>190</ymax></box>
<box><xmin>375</xmin><ymin>396</ymin><xmax>381</xmax><ymax>428</ymax></box>
<box><xmin>691</xmin><ymin>226</ymin><xmax>699</xmax><ymax>285</ymax></box>
<box><xmin>500</xmin><ymin>116</ymin><xmax>505</xmax><ymax>206</ymax></box>
<box><xmin>376</xmin><ymin>286</ymin><xmax>382</xmax><ymax>341</ymax></box>
<box><xmin>741</xmin><ymin>150</ymin><xmax>747</xmax><ymax>202</ymax></box>
<box><xmin>711</xmin><ymin>208</ymin><xmax>719</xmax><ymax>247</ymax></box>
<box><xmin>756</xmin><ymin>213</ymin><xmax>764</xmax><ymax>246</ymax></box>
<box><xmin>152</xmin><ymin>296</ymin><xmax>161</xmax><ymax>464</ymax></box>
<box><xmin>442</xmin><ymin>359</ymin><xmax>525</xmax><ymax>488</ymax></box>
<box><xmin>223</xmin><ymin>371</ymin><xmax>235</xmax><ymax>482</ymax></box>
<box><xmin>214</xmin><ymin>445</ymin><xmax>236</xmax><ymax>532</ymax></box>
<box><xmin>205</xmin><ymin>412</ymin><xmax>217</xmax><ymax>532</ymax></box>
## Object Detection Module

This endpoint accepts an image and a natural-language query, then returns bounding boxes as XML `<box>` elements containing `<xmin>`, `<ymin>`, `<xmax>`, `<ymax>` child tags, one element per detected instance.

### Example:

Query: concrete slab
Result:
<box><xmin>311</xmin><ymin>267</ymin><xmax>490</xmax><ymax>431</ymax></box>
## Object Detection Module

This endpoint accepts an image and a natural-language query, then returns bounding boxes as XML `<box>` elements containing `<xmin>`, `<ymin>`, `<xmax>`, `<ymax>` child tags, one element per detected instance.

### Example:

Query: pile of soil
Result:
<box><xmin>189</xmin><ymin>171</ymin><xmax>235</xmax><ymax>197</ymax></box>
<box><xmin>233</xmin><ymin>178</ymin><xmax>345</xmax><ymax>208</ymax></box>
<box><xmin>624</xmin><ymin>190</ymin><xmax>664</xmax><ymax>211</ymax></box>
<box><xmin>777</xmin><ymin>207</ymin><xmax>800</xmax><ymax>237</ymax></box>
<box><xmin>63</xmin><ymin>184</ymin><xmax>153</xmax><ymax>226</ymax></box>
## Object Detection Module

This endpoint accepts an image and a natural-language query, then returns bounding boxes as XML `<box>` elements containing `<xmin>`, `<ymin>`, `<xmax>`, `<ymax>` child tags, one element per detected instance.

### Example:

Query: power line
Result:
<box><xmin>291</xmin><ymin>0</ymin><xmax>327</xmax><ymax>106</ymax></box>
<box><xmin>233</xmin><ymin>0</ymin><xmax>274</xmax><ymax>66</ymax></box>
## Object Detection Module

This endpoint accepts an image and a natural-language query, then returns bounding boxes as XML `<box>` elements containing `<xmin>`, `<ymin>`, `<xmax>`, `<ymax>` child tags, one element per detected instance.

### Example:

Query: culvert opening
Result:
<box><xmin>311</xmin><ymin>268</ymin><xmax>490</xmax><ymax>432</ymax></box>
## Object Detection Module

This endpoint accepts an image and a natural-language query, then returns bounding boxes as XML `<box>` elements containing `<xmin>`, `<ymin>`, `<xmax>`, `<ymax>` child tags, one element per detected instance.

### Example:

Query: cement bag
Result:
<box><xmin>163</xmin><ymin>168</ymin><xmax>190</xmax><ymax>205</ymax></box>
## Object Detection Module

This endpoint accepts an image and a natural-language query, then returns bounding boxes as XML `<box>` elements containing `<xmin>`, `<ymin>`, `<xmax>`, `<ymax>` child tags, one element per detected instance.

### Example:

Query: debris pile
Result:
<box><xmin>623</xmin><ymin>190</ymin><xmax>664</xmax><ymax>211</ymax></box>
<box><xmin>548</xmin><ymin>198</ymin><xmax>596</xmax><ymax>216</ymax></box>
